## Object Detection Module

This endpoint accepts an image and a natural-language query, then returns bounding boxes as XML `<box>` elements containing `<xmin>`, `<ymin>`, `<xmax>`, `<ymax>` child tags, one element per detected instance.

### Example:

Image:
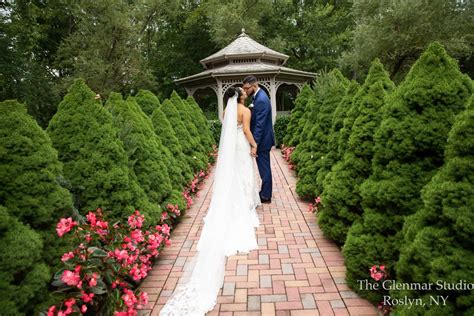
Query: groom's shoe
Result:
<box><xmin>260</xmin><ymin>197</ymin><xmax>271</xmax><ymax>204</ymax></box>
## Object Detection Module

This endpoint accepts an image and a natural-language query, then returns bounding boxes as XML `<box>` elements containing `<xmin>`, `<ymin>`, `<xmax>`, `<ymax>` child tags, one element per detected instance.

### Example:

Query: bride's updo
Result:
<box><xmin>224</xmin><ymin>86</ymin><xmax>243</xmax><ymax>104</ymax></box>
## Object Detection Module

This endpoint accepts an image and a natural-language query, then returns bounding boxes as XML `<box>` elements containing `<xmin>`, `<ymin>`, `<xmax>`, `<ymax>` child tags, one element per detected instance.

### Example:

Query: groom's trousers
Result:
<box><xmin>256</xmin><ymin>149</ymin><xmax>272</xmax><ymax>200</ymax></box>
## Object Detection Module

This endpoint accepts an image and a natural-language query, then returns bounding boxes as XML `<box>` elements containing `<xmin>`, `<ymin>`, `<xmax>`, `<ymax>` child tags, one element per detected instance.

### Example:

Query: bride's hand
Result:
<box><xmin>250</xmin><ymin>147</ymin><xmax>258</xmax><ymax>157</ymax></box>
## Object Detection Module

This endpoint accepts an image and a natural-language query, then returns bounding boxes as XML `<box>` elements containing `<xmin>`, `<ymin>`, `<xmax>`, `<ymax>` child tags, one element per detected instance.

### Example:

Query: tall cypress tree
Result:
<box><xmin>47</xmin><ymin>79</ymin><xmax>157</xmax><ymax>219</ymax></box>
<box><xmin>105</xmin><ymin>93</ymin><xmax>173</xmax><ymax>206</ymax></box>
<box><xmin>319</xmin><ymin>60</ymin><xmax>394</xmax><ymax>245</ymax></box>
<box><xmin>283</xmin><ymin>84</ymin><xmax>313</xmax><ymax>147</ymax></box>
<box><xmin>342</xmin><ymin>43</ymin><xmax>472</xmax><ymax>302</ymax></box>
<box><xmin>392</xmin><ymin>96</ymin><xmax>474</xmax><ymax>315</ymax></box>
<box><xmin>295</xmin><ymin>69</ymin><xmax>349</xmax><ymax>198</ymax></box>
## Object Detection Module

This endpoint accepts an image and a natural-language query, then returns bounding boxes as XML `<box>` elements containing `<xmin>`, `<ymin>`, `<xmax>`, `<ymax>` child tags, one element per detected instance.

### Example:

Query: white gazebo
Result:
<box><xmin>175</xmin><ymin>29</ymin><xmax>316</xmax><ymax>124</ymax></box>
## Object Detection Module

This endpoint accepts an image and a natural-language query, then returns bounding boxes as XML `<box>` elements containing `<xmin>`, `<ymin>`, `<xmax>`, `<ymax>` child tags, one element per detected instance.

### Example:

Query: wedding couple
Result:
<box><xmin>159</xmin><ymin>75</ymin><xmax>275</xmax><ymax>315</ymax></box>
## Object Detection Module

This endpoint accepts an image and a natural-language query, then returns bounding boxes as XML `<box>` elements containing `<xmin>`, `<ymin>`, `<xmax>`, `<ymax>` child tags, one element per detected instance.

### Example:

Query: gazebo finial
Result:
<box><xmin>241</xmin><ymin>28</ymin><xmax>245</xmax><ymax>34</ymax></box>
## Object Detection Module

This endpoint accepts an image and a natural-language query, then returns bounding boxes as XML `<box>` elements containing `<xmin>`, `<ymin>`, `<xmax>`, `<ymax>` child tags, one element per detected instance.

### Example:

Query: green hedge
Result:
<box><xmin>343</xmin><ymin>42</ymin><xmax>472</xmax><ymax>303</ymax></box>
<box><xmin>274</xmin><ymin>115</ymin><xmax>290</xmax><ymax>148</ymax></box>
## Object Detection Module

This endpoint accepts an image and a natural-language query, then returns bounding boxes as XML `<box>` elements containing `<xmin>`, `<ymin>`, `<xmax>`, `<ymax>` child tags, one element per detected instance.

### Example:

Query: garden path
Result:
<box><xmin>139</xmin><ymin>149</ymin><xmax>378</xmax><ymax>316</ymax></box>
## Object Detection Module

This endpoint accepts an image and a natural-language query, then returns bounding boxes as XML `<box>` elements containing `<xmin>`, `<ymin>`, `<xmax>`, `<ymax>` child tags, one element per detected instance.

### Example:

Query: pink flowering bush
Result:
<box><xmin>368</xmin><ymin>265</ymin><xmax>392</xmax><ymax>315</ymax></box>
<box><xmin>308</xmin><ymin>196</ymin><xmax>322</xmax><ymax>214</ymax></box>
<box><xmin>44</xmin><ymin>209</ymin><xmax>171</xmax><ymax>316</ymax></box>
<box><xmin>280</xmin><ymin>145</ymin><xmax>296</xmax><ymax>170</ymax></box>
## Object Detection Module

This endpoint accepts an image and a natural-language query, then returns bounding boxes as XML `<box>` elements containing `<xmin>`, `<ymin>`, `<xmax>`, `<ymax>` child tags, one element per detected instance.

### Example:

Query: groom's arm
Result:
<box><xmin>252</xmin><ymin>99</ymin><xmax>268</xmax><ymax>148</ymax></box>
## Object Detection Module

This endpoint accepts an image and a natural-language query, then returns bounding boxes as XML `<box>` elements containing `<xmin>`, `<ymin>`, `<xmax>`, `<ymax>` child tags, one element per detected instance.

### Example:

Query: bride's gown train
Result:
<box><xmin>159</xmin><ymin>98</ymin><xmax>261</xmax><ymax>315</ymax></box>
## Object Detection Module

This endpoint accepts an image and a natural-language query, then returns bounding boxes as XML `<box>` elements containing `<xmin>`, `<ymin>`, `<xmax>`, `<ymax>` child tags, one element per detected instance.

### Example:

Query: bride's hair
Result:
<box><xmin>224</xmin><ymin>86</ymin><xmax>243</xmax><ymax>104</ymax></box>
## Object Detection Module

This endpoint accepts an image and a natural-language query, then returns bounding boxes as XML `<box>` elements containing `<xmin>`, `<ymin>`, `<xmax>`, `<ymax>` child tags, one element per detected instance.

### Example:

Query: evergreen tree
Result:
<box><xmin>47</xmin><ymin>79</ymin><xmax>158</xmax><ymax>220</ymax></box>
<box><xmin>342</xmin><ymin>43</ymin><xmax>472</xmax><ymax>303</ymax></box>
<box><xmin>0</xmin><ymin>205</ymin><xmax>51</xmax><ymax>315</ymax></box>
<box><xmin>319</xmin><ymin>60</ymin><xmax>394</xmax><ymax>245</ymax></box>
<box><xmin>283</xmin><ymin>84</ymin><xmax>313</xmax><ymax>147</ymax></box>
<box><xmin>0</xmin><ymin>100</ymin><xmax>72</xmax><ymax>314</ymax></box>
<box><xmin>134</xmin><ymin>90</ymin><xmax>187</xmax><ymax>188</ymax></box>
<box><xmin>170</xmin><ymin>91</ymin><xmax>208</xmax><ymax>169</ymax></box>
<box><xmin>290</xmin><ymin>92</ymin><xmax>317</xmax><ymax>168</ymax></box>
<box><xmin>105</xmin><ymin>93</ymin><xmax>173</xmax><ymax>205</ymax></box>
<box><xmin>392</xmin><ymin>96</ymin><xmax>474</xmax><ymax>315</ymax></box>
<box><xmin>186</xmin><ymin>95</ymin><xmax>215</xmax><ymax>151</ymax></box>
<box><xmin>295</xmin><ymin>69</ymin><xmax>349</xmax><ymax>198</ymax></box>
<box><xmin>317</xmin><ymin>81</ymin><xmax>360</xmax><ymax>191</ymax></box>
<box><xmin>160</xmin><ymin>98</ymin><xmax>203</xmax><ymax>173</ymax></box>
<box><xmin>151</xmin><ymin>105</ymin><xmax>194</xmax><ymax>183</ymax></box>
<box><xmin>135</xmin><ymin>89</ymin><xmax>161</xmax><ymax>116</ymax></box>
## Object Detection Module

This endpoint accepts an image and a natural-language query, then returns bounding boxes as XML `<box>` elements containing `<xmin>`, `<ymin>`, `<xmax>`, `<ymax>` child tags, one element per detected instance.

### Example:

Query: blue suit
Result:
<box><xmin>250</xmin><ymin>88</ymin><xmax>275</xmax><ymax>200</ymax></box>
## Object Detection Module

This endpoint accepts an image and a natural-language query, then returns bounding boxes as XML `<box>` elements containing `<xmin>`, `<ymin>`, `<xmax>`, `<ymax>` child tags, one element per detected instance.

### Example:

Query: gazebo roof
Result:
<box><xmin>175</xmin><ymin>62</ymin><xmax>315</xmax><ymax>84</ymax></box>
<box><xmin>200</xmin><ymin>29</ymin><xmax>289</xmax><ymax>68</ymax></box>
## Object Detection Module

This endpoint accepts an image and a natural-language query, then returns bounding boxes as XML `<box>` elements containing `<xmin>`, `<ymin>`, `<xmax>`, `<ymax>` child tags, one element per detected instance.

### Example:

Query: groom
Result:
<box><xmin>242</xmin><ymin>75</ymin><xmax>275</xmax><ymax>204</ymax></box>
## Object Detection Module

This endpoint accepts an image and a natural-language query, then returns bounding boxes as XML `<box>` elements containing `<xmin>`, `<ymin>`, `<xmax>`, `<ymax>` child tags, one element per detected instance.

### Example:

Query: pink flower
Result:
<box><xmin>130</xmin><ymin>229</ymin><xmax>144</xmax><ymax>242</ymax></box>
<box><xmin>56</xmin><ymin>217</ymin><xmax>77</xmax><ymax>237</ymax></box>
<box><xmin>81</xmin><ymin>305</ymin><xmax>87</xmax><ymax>313</ymax></box>
<box><xmin>61</xmin><ymin>269</ymin><xmax>81</xmax><ymax>287</ymax></box>
<box><xmin>86</xmin><ymin>212</ymin><xmax>97</xmax><ymax>226</ymax></box>
<box><xmin>114</xmin><ymin>249</ymin><xmax>129</xmax><ymax>261</ymax></box>
<box><xmin>81</xmin><ymin>291</ymin><xmax>95</xmax><ymax>303</ymax></box>
<box><xmin>122</xmin><ymin>288</ymin><xmax>138</xmax><ymax>308</ymax></box>
<box><xmin>47</xmin><ymin>305</ymin><xmax>56</xmax><ymax>316</ymax></box>
<box><xmin>137</xmin><ymin>291</ymin><xmax>149</xmax><ymax>309</ymax></box>
<box><xmin>370</xmin><ymin>265</ymin><xmax>385</xmax><ymax>281</ymax></box>
<box><xmin>61</xmin><ymin>252</ymin><xmax>75</xmax><ymax>262</ymax></box>
<box><xmin>315</xmin><ymin>196</ymin><xmax>321</xmax><ymax>204</ymax></box>
<box><xmin>308</xmin><ymin>203</ymin><xmax>314</xmax><ymax>212</ymax></box>
<box><xmin>199</xmin><ymin>170</ymin><xmax>205</xmax><ymax>177</ymax></box>
<box><xmin>161</xmin><ymin>224</ymin><xmax>171</xmax><ymax>235</ymax></box>
<box><xmin>88</xmin><ymin>272</ymin><xmax>98</xmax><ymax>287</ymax></box>
<box><xmin>128</xmin><ymin>210</ymin><xmax>144</xmax><ymax>229</ymax></box>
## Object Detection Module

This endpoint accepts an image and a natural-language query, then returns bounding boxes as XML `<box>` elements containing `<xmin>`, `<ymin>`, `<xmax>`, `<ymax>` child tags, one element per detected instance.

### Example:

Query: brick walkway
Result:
<box><xmin>139</xmin><ymin>149</ymin><xmax>378</xmax><ymax>316</ymax></box>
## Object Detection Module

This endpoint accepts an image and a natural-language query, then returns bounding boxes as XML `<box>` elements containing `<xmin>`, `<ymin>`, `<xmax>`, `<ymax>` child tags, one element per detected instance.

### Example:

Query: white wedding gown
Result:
<box><xmin>159</xmin><ymin>95</ymin><xmax>261</xmax><ymax>316</ymax></box>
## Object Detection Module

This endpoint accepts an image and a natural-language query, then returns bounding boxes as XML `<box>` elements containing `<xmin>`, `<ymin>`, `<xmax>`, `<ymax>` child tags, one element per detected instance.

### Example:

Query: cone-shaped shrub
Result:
<box><xmin>290</xmin><ymin>93</ymin><xmax>317</xmax><ymax>168</ymax></box>
<box><xmin>283</xmin><ymin>84</ymin><xmax>313</xmax><ymax>147</ymax></box>
<box><xmin>170</xmin><ymin>91</ymin><xmax>208</xmax><ymax>170</ymax></box>
<box><xmin>0</xmin><ymin>99</ymin><xmax>72</xmax><ymax>230</ymax></box>
<box><xmin>151</xmin><ymin>105</ymin><xmax>193</xmax><ymax>183</ymax></box>
<box><xmin>392</xmin><ymin>96</ymin><xmax>474</xmax><ymax>315</ymax></box>
<box><xmin>186</xmin><ymin>95</ymin><xmax>215</xmax><ymax>150</ymax></box>
<box><xmin>319</xmin><ymin>60</ymin><xmax>395</xmax><ymax>245</ymax></box>
<box><xmin>47</xmin><ymin>79</ymin><xmax>155</xmax><ymax>219</ymax></box>
<box><xmin>0</xmin><ymin>205</ymin><xmax>51</xmax><ymax>315</ymax></box>
<box><xmin>295</xmin><ymin>69</ymin><xmax>349</xmax><ymax>198</ymax></box>
<box><xmin>317</xmin><ymin>81</ymin><xmax>360</xmax><ymax>192</ymax></box>
<box><xmin>135</xmin><ymin>89</ymin><xmax>161</xmax><ymax>116</ymax></box>
<box><xmin>105</xmin><ymin>93</ymin><xmax>173</xmax><ymax>207</ymax></box>
<box><xmin>134</xmin><ymin>91</ymin><xmax>187</xmax><ymax>188</ymax></box>
<box><xmin>342</xmin><ymin>42</ymin><xmax>472</xmax><ymax>303</ymax></box>
<box><xmin>160</xmin><ymin>98</ymin><xmax>204</xmax><ymax>173</ymax></box>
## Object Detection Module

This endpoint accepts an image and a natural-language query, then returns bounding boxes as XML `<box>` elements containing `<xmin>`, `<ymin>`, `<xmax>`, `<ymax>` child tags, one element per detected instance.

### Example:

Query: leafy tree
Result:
<box><xmin>105</xmin><ymin>93</ymin><xmax>173</xmax><ymax>206</ymax></box>
<box><xmin>261</xmin><ymin>0</ymin><xmax>353</xmax><ymax>74</ymax></box>
<box><xmin>55</xmin><ymin>1</ymin><xmax>155</xmax><ymax>97</ymax></box>
<box><xmin>319</xmin><ymin>60</ymin><xmax>394</xmax><ymax>245</ymax></box>
<box><xmin>393</xmin><ymin>97</ymin><xmax>474</xmax><ymax>315</ymax></box>
<box><xmin>341</xmin><ymin>0</ymin><xmax>474</xmax><ymax>81</ymax></box>
<box><xmin>295</xmin><ymin>69</ymin><xmax>349</xmax><ymax>198</ymax></box>
<box><xmin>47</xmin><ymin>79</ymin><xmax>159</xmax><ymax>220</ymax></box>
<box><xmin>283</xmin><ymin>84</ymin><xmax>313</xmax><ymax>147</ymax></box>
<box><xmin>342</xmin><ymin>43</ymin><xmax>473</xmax><ymax>303</ymax></box>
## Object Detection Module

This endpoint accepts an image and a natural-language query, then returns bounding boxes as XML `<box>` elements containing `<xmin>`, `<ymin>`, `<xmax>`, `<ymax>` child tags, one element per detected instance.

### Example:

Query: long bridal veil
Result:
<box><xmin>159</xmin><ymin>93</ymin><xmax>246</xmax><ymax>316</ymax></box>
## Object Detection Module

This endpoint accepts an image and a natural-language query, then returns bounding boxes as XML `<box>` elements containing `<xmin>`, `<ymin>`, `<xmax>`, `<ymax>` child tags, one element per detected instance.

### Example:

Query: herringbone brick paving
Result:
<box><xmin>138</xmin><ymin>149</ymin><xmax>378</xmax><ymax>315</ymax></box>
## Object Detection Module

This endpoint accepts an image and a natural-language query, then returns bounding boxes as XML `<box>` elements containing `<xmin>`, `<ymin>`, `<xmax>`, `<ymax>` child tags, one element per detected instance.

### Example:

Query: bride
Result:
<box><xmin>159</xmin><ymin>87</ymin><xmax>261</xmax><ymax>315</ymax></box>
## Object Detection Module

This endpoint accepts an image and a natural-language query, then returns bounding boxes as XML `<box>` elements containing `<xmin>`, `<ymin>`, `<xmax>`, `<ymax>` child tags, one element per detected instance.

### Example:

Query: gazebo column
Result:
<box><xmin>270</xmin><ymin>77</ymin><xmax>277</xmax><ymax>125</ymax></box>
<box><xmin>217</xmin><ymin>79</ymin><xmax>224</xmax><ymax>121</ymax></box>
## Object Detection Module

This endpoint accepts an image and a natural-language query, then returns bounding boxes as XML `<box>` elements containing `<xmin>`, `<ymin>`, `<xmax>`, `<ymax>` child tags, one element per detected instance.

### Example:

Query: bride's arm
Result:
<box><xmin>243</xmin><ymin>108</ymin><xmax>258</xmax><ymax>149</ymax></box>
